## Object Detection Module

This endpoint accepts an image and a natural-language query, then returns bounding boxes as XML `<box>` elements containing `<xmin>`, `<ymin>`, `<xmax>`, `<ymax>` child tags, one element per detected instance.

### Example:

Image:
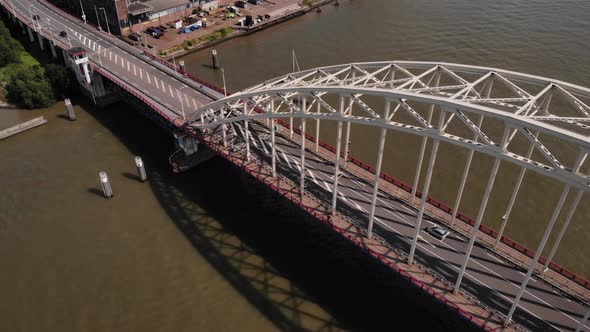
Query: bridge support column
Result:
<box><xmin>49</xmin><ymin>40</ymin><xmax>57</xmax><ymax>58</ymax></box>
<box><xmin>411</xmin><ymin>104</ymin><xmax>435</xmax><ymax>204</ymax></box>
<box><xmin>453</xmin><ymin>157</ymin><xmax>501</xmax><ymax>294</ymax></box>
<box><xmin>542</xmin><ymin>189</ymin><xmax>583</xmax><ymax>274</ymax></box>
<box><xmin>410</xmin><ymin>73</ymin><xmax>440</xmax><ymax>204</ymax></box>
<box><xmin>299</xmin><ymin>98</ymin><xmax>307</xmax><ymax>196</ymax></box>
<box><xmin>27</xmin><ymin>26</ymin><xmax>34</xmax><ymax>42</ymax></box>
<box><xmin>450</xmin><ymin>116</ymin><xmax>483</xmax><ymax>227</ymax></box>
<box><xmin>222</xmin><ymin>123</ymin><xmax>227</xmax><ymax>147</ymax></box>
<box><xmin>343</xmin><ymin>97</ymin><xmax>353</xmax><ymax>167</ymax></box>
<box><xmin>37</xmin><ymin>33</ymin><xmax>44</xmax><ymax>51</ymax></box>
<box><xmin>367</xmin><ymin>101</ymin><xmax>390</xmax><ymax>238</ymax></box>
<box><xmin>315</xmin><ymin>101</ymin><xmax>320</xmax><ymax>153</ymax></box>
<box><xmin>451</xmin><ymin>79</ymin><xmax>492</xmax><ymax>226</ymax></box>
<box><xmin>494</xmin><ymin>132</ymin><xmax>538</xmax><ymax>248</ymax></box>
<box><xmin>244</xmin><ymin>120</ymin><xmax>250</xmax><ymax>162</ymax></box>
<box><xmin>331</xmin><ymin>96</ymin><xmax>345</xmax><ymax>215</ymax></box>
<box><xmin>408</xmin><ymin>110</ymin><xmax>446</xmax><ymax>265</ymax></box>
<box><xmin>271</xmin><ymin>100</ymin><xmax>277</xmax><ymax>177</ymax></box>
<box><xmin>505</xmin><ymin>184</ymin><xmax>570</xmax><ymax>326</ymax></box>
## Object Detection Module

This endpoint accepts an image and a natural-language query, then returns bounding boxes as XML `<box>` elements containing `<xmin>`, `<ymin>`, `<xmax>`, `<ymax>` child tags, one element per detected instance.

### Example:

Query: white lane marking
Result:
<box><xmin>169</xmin><ymin>85</ymin><xmax>174</xmax><ymax>97</ymax></box>
<box><xmin>114</xmin><ymin>54</ymin><xmax>118</xmax><ymax>64</ymax></box>
<box><xmin>109</xmin><ymin>51</ymin><xmax>112</xmax><ymax>61</ymax></box>
<box><xmin>279</xmin><ymin>150</ymin><xmax>292</xmax><ymax>168</ymax></box>
<box><xmin>139</xmin><ymin>68</ymin><xmax>143</xmax><ymax>79</ymax></box>
<box><xmin>133</xmin><ymin>64</ymin><xmax>136</xmax><ymax>76</ymax></box>
<box><xmin>146</xmin><ymin>73</ymin><xmax>151</xmax><ymax>84</ymax></box>
<box><xmin>127</xmin><ymin>61</ymin><xmax>130</xmax><ymax>71</ymax></box>
<box><xmin>161</xmin><ymin>81</ymin><xmax>166</xmax><ymax>93</ymax></box>
<box><xmin>487</xmin><ymin>252</ymin><xmax>504</xmax><ymax>263</ymax></box>
<box><xmin>184</xmin><ymin>94</ymin><xmax>190</xmax><ymax>106</ymax></box>
<box><xmin>154</xmin><ymin>78</ymin><xmax>159</xmax><ymax>89</ymax></box>
<box><xmin>121</xmin><ymin>58</ymin><xmax>124</xmax><ymax>69</ymax></box>
<box><xmin>192</xmin><ymin>98</ymin><xmax>197</xmax><ymax>109</ymax></box>
<box><xmin>176</xmin><ymin>89</ymin><xmax>181</xmax><ymax>99</ymax></box>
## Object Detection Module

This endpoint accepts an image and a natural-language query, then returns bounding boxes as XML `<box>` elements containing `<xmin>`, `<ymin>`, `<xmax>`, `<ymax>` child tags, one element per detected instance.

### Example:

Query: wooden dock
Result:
<box><xmin>0</xmin><ymin>116</ymin><xmax>47</xmax><ymax>140</ymax></box>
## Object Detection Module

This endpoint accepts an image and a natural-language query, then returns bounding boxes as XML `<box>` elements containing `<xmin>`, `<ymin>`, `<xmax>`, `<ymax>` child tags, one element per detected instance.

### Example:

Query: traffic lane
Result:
<box><xmin>20</xmin><ymin>0</ymin><xmax>213</xmax><ymax>118</ymax></box>
<box><xmin>243</xmin><ymin>121</ymin><xmax>587</xmax><ymax>331</ymax></box>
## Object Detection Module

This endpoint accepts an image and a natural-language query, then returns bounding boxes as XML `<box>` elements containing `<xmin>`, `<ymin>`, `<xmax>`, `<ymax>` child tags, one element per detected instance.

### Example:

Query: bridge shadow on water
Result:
<box><xmin>79</xmin><ymin>99</ymin><xmax>480</xmax><ymax>331</ymax></box>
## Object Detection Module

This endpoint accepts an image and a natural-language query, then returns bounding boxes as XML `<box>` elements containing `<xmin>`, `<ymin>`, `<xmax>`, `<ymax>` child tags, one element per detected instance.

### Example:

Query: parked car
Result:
<box><xmin>129</xmin><ymin>32</ymin><xmax>142</xmax><ymax>41</ymax></box>
<box><xmin>32</xmin><ymin>14</ymin><xmax>40</xmax><ymax>20</ymax></box>
<box><xmin>425</xmin><ymin>226</ymin><xmax>450</xmax><ymax>240</ymax></box>
<box><xmin>158</xmin><ymin>25</ymin><xmax>168</xmax><ymax>31</ymax></box>
<box><xmin>59</xmin><ymin>30</ymin><xmax>67</xmax><ymax>37</ymax></box>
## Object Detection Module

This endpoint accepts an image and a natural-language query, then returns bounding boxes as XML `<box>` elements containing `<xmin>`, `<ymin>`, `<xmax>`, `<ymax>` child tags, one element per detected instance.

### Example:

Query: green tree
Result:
<box><xmin>6</xmin><ymin>65</ymin><xmax>55</xmax><ymax>109</ymax></box>
<box><xmin>0</xmin><ymin>21</ymin><xmax>21</xmax><ymax>67</ymax></box>
<box><xmin>44</xmin><ymin>64</ymin><xmax>73</xmax><ymax>97</ymax></box>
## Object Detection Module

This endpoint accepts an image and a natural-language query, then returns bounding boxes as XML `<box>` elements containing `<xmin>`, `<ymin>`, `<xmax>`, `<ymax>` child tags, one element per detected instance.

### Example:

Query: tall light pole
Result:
<box><xmin>94</xmin><ymin>5</ymin><xmax>102</xmax><ymax>31</ymax></box>
<box><xmin>221</xmin><ymin>67</ymin><xmax>227</xmax><ymax>97</ymax></box>
<box><xmin>99</xmin><ymin>8</ymin><xmax>110</xmax><ymax>34</ymax></box>
<box><xmin>79</xmin><ymin>0</ymin><xmax>86</xmax><ymax>24</ymax></box>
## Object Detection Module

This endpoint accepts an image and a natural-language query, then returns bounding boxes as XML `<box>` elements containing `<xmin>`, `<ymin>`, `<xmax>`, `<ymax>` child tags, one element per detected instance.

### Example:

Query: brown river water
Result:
<box><xmin>1</xmin><ymin>0</ymin><xmax>589</xmax><ymax>331</ymax></box>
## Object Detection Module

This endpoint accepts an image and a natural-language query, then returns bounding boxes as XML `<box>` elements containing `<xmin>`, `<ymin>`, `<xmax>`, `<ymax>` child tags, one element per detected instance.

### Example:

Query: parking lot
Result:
<box><xmin>128</xmin><ymin>0</ymin><xmax>305</xmax><ymax>53</ymax></box>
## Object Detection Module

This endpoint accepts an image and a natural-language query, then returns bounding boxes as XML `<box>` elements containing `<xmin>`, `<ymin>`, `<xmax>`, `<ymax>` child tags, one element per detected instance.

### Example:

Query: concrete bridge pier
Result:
<box><xmin>49</xmin><ymin>40</ymin><xmax>57</xmax><ymax>58</ymax></box>
<box><xmin>169</xmin><ymin>133</ymin><xmax>216</xmax><ymax>173</ymax></box>
<box><xmin>26</xmin><ymin>26</ymin><xmax>34</xmax><ymax>42</ymax></box>
<box><xmin>37</xmin><ymin>33</ymin><xmax>44</xmax><ymax>51</ymax></box>
<box><xmin>18</xmin><ymin>20</ymin><xmax>25</xmax><ymax>35</ymax></box>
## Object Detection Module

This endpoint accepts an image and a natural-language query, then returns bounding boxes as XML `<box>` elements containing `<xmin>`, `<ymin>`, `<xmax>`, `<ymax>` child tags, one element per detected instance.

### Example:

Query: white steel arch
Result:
<box><xmin>188</xmin><ymin>61</ymin><xmax>590</xmax><ymax>326</ymax></box>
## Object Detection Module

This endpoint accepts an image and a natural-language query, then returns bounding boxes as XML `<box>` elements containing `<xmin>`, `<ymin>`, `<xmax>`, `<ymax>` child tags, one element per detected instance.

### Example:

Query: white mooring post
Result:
<box><xmin>211</xmin><ymin>49</ymin><xmax>219</xmax><ymax>69</ymax></box>
<box><xmin>99</xmin><ymin>171</ymin><xmax>113</xmax><ymax>198</ymax></box>
<box><xmin>64</xmin><ymin>98</ymin><xmax>76</xmax><ymax>120</ymax></box>
<box><xmin>367</xmin><ymin>101</ymin><xmax>390</xmax><ymax>238</ymax></box>
<box><xmin>135</xmin><ymin>156</ymin><xmax>147</xmax><ymax>182</ymax></box>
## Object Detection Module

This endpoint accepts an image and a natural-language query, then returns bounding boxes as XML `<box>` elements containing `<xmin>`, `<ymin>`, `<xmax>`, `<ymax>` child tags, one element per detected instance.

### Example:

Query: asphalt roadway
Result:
<box><xmin>10</xmin><ymin>0</ymin><xmax>219</xmax><ymax>121</ymax></box>
<box><xmin>6</xmin><ymin>1</ymin><xmax>590</xmax><ymax>330</ymax></box>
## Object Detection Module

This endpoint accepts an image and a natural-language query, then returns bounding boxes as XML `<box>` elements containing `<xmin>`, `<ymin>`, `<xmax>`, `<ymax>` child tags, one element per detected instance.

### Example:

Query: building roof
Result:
<box><xmin>128</xmin><ymin>0</ymin><xmax>194</xmax><ymax>16</ymax></box>
<box><xmin>128</xmin><ymin>2</ymin><xmax>153</xmax><ymax>16</ymax></box>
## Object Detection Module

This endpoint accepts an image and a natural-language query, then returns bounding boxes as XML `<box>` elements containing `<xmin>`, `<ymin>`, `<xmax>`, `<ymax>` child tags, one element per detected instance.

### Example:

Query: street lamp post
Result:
<box><xmin>99</xmin><ymin>8</ymin><xmax>111</xmax><ymax>35</ymax></box>
<box><xmin>94</xmin><ymin>5</ymin><xmax>102</xmax><ymax>31</ymax></box>
<box><xmin>79</xmin><ymin>0</ymin><xmax>86</xmax><ymax>24</ymax></box>
<box><xmin>221</xmin><ymin>67</ymin><xmax>227</xmax><ymax>97</ymax></box>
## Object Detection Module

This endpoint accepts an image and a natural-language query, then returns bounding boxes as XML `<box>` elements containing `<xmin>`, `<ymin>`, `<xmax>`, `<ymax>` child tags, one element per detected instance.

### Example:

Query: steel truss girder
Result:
<box><xmin>190</xmin><ymin>62</ymin><xmax>590</xmax><ymax>192</ymax></box>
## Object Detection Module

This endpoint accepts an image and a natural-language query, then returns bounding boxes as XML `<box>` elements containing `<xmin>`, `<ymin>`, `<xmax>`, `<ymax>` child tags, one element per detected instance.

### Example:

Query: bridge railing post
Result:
<box><xmin>367</xmin><ymin>100</ymin><xmax>390</xmax><ymax>238</ymax></box>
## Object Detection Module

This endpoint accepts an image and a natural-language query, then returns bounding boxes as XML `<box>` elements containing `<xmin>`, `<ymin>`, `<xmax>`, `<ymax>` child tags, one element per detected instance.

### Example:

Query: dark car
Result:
<box><xmin>425</xmin><ymin>226</ymin><xmax>450</xmax><ymax>240</ymax></box>
<box><xmin>129</xmin><ymin>33</ymin><xmax>142</xmax><ymax>41</ymax></box>
<box><xmin>59</xmin><ymin>30</ymin><xmax>67</xmax><ymax>37</ymax></box>
<box><xmin>32</xmin><ymin>14</ymin><xmax>40</xmax><ymax>20</ymax></box>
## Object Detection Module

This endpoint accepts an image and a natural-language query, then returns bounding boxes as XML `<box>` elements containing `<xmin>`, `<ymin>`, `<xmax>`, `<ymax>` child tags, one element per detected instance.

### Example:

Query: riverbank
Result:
<box><xmin>146</xmin><ymin>0</ymin><xmax>337</xmax><ymax>61</ymax></box>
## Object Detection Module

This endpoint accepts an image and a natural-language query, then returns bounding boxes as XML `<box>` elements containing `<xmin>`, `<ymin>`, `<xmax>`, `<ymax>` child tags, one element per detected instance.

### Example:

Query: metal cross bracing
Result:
<box><xmin>189</xmin><ymin>62</ymin><xmax>590</xmax><ymax>330</ymax></box>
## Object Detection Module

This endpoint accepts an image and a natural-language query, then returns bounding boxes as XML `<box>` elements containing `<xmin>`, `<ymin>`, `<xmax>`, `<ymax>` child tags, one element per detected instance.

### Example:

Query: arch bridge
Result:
<box><xmin>189</xmin><ymin>62</ymin><xmax>590</xmax><ymax>331</ymax></box>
